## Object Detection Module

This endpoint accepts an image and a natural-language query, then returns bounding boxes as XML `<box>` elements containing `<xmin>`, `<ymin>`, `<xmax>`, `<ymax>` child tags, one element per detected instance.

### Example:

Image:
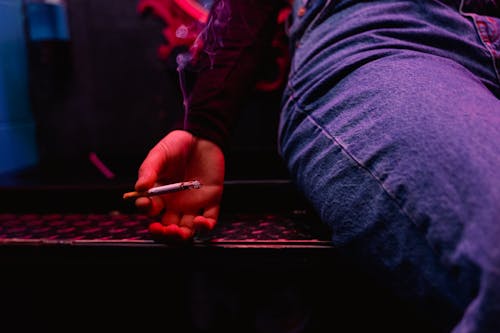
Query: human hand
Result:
<box><xmin>134</xmin><ymin>130</ymin><xmax>225</xmax><ymax>242</ymax></box>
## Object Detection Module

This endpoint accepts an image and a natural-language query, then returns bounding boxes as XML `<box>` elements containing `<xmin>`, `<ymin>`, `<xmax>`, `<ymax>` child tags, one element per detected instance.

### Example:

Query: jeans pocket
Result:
<box><xmin>460</xmin><ymin>0</ymin><xmax>500</xmax><ymax>86</ymax></box>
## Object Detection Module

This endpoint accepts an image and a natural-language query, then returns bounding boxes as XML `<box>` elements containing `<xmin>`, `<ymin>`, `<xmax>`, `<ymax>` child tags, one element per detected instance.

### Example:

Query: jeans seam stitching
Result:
<box><xmin>291</xmin><ymin>103</ymin><xmax>418</xmax><ymax>226</ymax></box>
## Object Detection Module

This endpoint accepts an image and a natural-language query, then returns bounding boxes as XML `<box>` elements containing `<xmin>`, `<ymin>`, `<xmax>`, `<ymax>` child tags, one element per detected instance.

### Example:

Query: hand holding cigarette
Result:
<box><xmin>123</xmin><ymin>180</ymin><xmax>202</xmax><ymax>199</ymax></box>
<box><xmin>131</xmin><ymin>130</ymin><xmax>224</xmax><ymax>242</ymax></box>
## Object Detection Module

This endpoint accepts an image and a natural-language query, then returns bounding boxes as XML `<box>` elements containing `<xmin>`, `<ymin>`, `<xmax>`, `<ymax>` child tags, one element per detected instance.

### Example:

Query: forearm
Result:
<box><xmin>185</xmin><ymin>0</ymin><xmax>288</xmax><ymax>150</ymax></box>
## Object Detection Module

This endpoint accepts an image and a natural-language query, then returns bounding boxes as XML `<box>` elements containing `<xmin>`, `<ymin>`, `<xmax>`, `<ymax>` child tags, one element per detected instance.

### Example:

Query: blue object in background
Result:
<box><xmin>25</xmin><ymin>0</ymin><xmax>70</xmax><ymax>41</ymax></box>
<box><xmin>0</xmin><ymin>0</ymin><xmax>38</xmax><ymax>174</ymax></box>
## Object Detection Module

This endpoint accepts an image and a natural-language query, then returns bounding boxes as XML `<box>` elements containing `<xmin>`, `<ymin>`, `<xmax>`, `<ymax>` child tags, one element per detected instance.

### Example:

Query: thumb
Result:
<box><xmin>135</xmin><ymin>168</ymin><xmax>156</xmax><ymax>192</ymax></box>
<box><xmin>135</xmin><ymin>145</ymin><xmax>169</xmax><ymax>191</ymax></box>
<box><xmin>135</xmin><ymin>130</ymin><xmax>195</xmax><ymax>191</ymax></box>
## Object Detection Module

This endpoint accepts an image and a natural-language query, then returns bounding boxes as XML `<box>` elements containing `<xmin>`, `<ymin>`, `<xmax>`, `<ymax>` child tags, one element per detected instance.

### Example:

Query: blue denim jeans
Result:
<box><xmin>279</xmin><ymin>1</ymin><xmax>500</xmax><ymax>332</ymax></box>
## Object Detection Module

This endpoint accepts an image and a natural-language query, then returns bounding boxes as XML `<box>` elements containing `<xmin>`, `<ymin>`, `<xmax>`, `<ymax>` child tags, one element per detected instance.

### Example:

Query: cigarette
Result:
<box><xmin>123</xmin><ymin>180</ymin><xmax>201</xmax><ymax>199</ymax></box>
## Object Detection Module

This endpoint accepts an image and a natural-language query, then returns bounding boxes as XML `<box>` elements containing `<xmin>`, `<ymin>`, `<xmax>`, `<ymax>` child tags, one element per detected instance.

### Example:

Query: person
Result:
<box><xmin>133</xmin><ymin>0</ymin><xmax>500</xmax><ymax>332</ymax></box>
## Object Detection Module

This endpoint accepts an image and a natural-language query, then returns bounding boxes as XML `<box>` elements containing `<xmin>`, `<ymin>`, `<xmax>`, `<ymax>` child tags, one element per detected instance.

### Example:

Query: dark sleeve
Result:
<box><xmin>184</xmin><ymin>0</ymin><xmax>287</xmax><ymax>150</ymax></box>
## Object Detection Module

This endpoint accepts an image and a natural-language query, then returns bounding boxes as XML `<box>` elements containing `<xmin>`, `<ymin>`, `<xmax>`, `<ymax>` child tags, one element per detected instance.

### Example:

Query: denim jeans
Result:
<box><xmin>279</xmin><ymin>1</ymin><xmax>500</xmax><ymax>332</ymax></box>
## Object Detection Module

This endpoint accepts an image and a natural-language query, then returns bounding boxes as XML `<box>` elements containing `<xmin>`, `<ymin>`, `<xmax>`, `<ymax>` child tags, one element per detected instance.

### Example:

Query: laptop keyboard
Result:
<box><xmin>0</xmin><ymin>211</ymin><xmax>331</xmax><ymax>244</ymax></box>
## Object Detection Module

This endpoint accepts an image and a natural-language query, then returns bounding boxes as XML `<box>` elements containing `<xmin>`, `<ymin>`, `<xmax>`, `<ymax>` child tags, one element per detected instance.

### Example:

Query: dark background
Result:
<box><xmin>27</xmin><ymin>0</ymin><xmax>288</xmax><ymax>183</ymax></box>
